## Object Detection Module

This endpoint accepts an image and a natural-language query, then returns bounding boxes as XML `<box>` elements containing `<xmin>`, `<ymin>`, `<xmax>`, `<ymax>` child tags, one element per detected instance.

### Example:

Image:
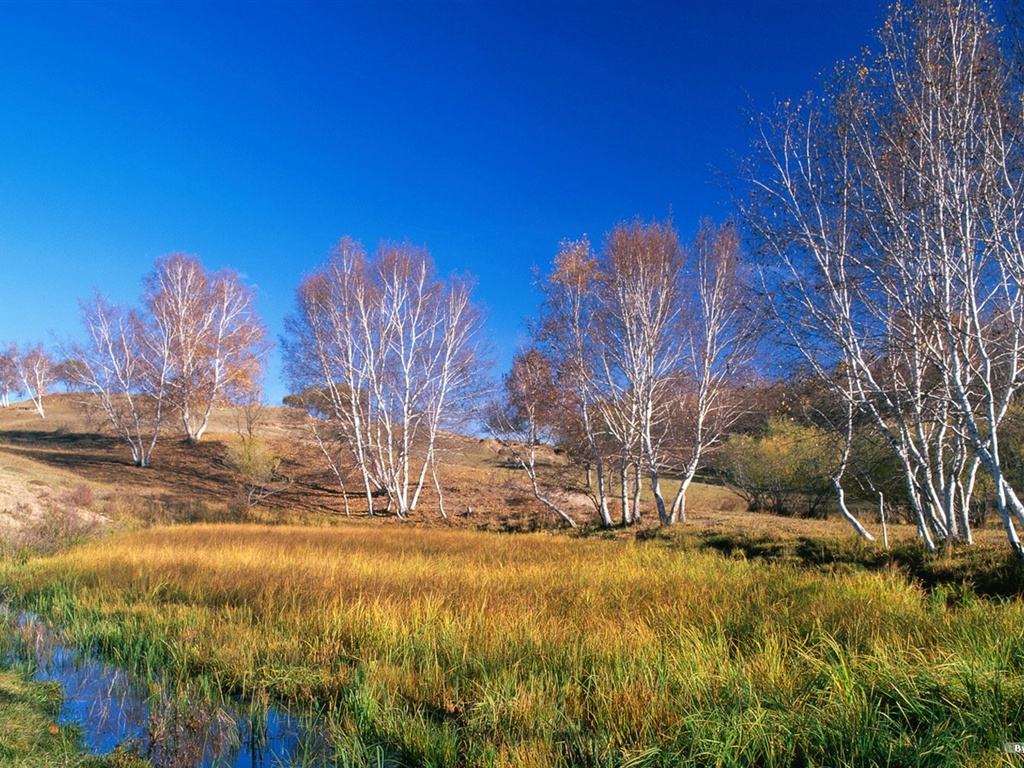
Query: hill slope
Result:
<box><xmin>1</xmin><ymin>392</ymin><xmax>1013</xmax><ymax>552</ymax></box>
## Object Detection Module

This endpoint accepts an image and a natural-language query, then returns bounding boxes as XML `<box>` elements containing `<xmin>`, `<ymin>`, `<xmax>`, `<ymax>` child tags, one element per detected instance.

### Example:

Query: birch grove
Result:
<box><xmin>74</xmin><ymin>254</ymin><xmax>268</xmax><ymax>466</ymax></box>
<box><xmin>283</xmin><ymin>239</ymin><xmax>486</xmax><ymax>518</ymax></box>
<box><xmin>744</xmin><ymin>0</ymin><xmax>1024</xmax><ymax>556</ymax></box>
<box><xmin>533</xmin><ymin>219</ymin><xmax>753</xmax><ymax>527</ymax></box>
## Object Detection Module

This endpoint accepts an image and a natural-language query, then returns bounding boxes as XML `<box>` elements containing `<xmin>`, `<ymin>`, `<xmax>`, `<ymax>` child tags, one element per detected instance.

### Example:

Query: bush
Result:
<box><xmin>224</xmin><ymin>437</ymin><xmax>291</xmax><ymax>509</ymax></box>
<box><xmin>0</xmin><ymin>503</ymin><xmax>101</xmax><ymax>558</ymax></box>
<box><xmin>720</xmin><ymin>418</ymin><xmax>837</xmax><ymax>517</ymax></box>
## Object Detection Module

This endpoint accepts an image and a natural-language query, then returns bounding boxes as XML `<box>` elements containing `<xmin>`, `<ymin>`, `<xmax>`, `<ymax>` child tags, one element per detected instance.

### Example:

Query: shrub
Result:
<box><xmin>720</xmin><ymin>418</ymin><xmax>837</xmax><ymax>517</ymax></box>
<box><xmin>224</xmin><ymin>437</ymin><xmax>291</xmax><ymax>509</ymax></box>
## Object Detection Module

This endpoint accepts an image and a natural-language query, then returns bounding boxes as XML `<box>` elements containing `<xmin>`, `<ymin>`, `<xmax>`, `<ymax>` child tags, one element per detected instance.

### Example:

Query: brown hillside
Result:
<box><xmin>0</xmin><ymin>393</ymin><xmax>610</xmax><ymax>533</ymax></box>
<box><xmin>1</xmin><ymin>392</ymin><xmax>1009</xmax><ymax>550</ymax></box>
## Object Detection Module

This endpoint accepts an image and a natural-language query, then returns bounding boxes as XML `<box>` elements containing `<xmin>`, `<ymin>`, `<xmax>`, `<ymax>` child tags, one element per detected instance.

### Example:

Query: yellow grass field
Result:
<box><xmin>1</xmin><ymin>396</ymin><xmax>1023</xmax><ymax>766</ymax></box>
<box><xmin>2</xmin><ymin>523</ymin><xmax>1023</xmax><ymax>766</ymax></box>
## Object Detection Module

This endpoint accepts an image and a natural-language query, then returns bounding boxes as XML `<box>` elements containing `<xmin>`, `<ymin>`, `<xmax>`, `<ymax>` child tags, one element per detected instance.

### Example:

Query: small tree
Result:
<box><xmin>53</xmin><ymin>357</ymin><xmax>90</xmax><ymax>392</ymax></box>
<box><xmin>0</xmin><ymin>343</ymin><xmax>18</xmax><ymax>408</ymax></box>
<box><xmin>721</xmin><ymin>418</ymin><xmax>838</xmax><ymax>517</ymax></box>
<box><xmin>486</xmin><ymin>348</ymin><xmax>578</xmax><ymax>528</ymax></box>
<box><xmin>18</xmin><ymin>343</ymin><xmax>54</xmax><ymax>419</ymax></box>
<box><xmin>225</xmin><ymin>437</ymin><xmax>292</xmax><ymax>509</ymax></box>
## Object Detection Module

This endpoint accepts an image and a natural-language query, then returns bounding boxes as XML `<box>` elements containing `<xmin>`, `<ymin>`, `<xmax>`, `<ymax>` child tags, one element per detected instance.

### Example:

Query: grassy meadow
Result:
<box><xmin>2</xmin><ymin>398</ymin><xmax>1024</xmax><ymax>765</ymax></box>
<box><xmin>2</xmin><ymin>523</ymin><xmax>1023</xmax><ymax>767</ymax></box>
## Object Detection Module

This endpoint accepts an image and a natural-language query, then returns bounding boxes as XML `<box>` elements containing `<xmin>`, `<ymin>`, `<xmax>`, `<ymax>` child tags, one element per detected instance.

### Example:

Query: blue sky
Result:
<box><xmin>0</xmin><ymin>0</ymin><xmax>884</xmax><ymax>404</ymax></box>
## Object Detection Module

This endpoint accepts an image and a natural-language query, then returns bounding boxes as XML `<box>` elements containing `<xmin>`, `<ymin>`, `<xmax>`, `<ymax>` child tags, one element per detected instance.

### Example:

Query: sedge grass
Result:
<box><xmin>1</xmin><ymin>523</ymin><xmax>1022</xmax><ymax>766</ymax></box>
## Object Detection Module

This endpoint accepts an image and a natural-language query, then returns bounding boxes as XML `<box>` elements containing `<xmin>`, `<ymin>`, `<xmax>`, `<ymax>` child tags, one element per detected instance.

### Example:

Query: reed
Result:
<box><xmin>2</xmin><ymin>523</ymin><xmax>1022</xmax><ymax>767</ymax></box>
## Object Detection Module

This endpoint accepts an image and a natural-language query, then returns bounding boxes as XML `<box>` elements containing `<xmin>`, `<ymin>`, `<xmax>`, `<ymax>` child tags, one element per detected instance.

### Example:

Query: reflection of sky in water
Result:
<box><xmin>13</xmin><ymin>614</ymin><xmax>335</xmax><ymax>767</ymax></box>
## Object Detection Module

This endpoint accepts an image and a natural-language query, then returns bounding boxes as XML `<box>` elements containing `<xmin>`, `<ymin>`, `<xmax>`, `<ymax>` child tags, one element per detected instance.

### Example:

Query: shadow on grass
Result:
<box><xmin>635</xmin><ymin>526</ymin><xmax>1024</xmax><ymax>601</ymax></box>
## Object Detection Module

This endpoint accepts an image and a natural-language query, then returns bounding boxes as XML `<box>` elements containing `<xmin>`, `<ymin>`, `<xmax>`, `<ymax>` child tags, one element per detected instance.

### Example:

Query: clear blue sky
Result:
<box><xmin>0</xmin><ymin>0</ymin><xmax>884</xmax><ymax>404</ymax></box>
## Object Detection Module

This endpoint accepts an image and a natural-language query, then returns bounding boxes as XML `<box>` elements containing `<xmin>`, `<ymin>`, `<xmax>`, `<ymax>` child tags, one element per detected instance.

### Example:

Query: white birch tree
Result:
<box><xmin>597</xmin><ymin>219</ymin><xmax>684</xmax><ymax>525</ymax></box>
<box><xmin>535</xmin><ymin>238</ymin><xmax>615</xmax><ymax>527</ymax></box>
<box><xmin>666</xmin><ymin>221</ymin><xmax>758</xmax><ymax>523</ymax></box>
<box><xmin>75</xmin><ymin>294</ymin><xmax>171</xmax><ymax>468</ymax></box>
<box><xmin>283</xmin><ymin>239</ymin><xmax>486</xmax><ymax>519</ymax></box>
<box><xmin>17</xmin><ymin>343</ymin><xmax>54</xmax><ymax>419</ymax></box>
<box><xmin>744</xmin><ymin>0</ymin><xmax>1024</xmax><ymax>555</ymax></box>
<box><xmin>144</xmin><ymin>254</ymin><xmax>269</xmax><ymax>443</ymax></box>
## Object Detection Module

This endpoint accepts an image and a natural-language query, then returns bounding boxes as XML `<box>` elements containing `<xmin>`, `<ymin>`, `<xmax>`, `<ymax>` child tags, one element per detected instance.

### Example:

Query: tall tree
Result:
<box><xmin>76</xmin><ymin>294</ymin><xmax>170</xmax><ymax>468</ymax></box>
<box><xmin>666</xmin><ymin>221</ymin><xmax>757</xmax><ymax>523</ymax></box>
<box><xmin>597</xmin><ymin>219</ymin><xmax>684</xmax><ymax>525</ymax></box>
<box><xmin>144</xmin><ymin>254</ymin><xmax>269</xmax><ymax>443</ymax></box>
<box><xmin>744</xmin><ymin>0</ymin><xmax>1024</xmax><ymax>555</ymax></box>
<box><xmin>74</xmin><ymin>253</ymin><xmax>268</xmax><ymax>465</ymax></box>
<box><xmin>283</xmin><ymin>239</ymin><xmax>487</xmax><ymax>518</ymax></box>
<box><xmin>535</xmin><ymin>237</ymin><xmax>615</xmax><ymax>527</ymax></box>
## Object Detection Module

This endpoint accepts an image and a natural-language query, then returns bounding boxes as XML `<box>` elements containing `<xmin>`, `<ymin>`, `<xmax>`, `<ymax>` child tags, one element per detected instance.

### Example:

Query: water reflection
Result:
<box><xmin>6</xmin><ymin>612</ymin><xmax>337</xmax><ymax>767</ymax></box>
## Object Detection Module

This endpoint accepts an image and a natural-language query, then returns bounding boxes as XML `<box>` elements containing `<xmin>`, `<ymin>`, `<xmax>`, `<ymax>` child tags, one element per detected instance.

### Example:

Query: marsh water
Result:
<box><xmin>4</xmin><ymin>611</ymin><xmax>342</xmax><ymax>767</ymax></box>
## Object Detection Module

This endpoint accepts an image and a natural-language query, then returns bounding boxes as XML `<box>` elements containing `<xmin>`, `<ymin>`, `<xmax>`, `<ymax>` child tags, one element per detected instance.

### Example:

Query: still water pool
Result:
<box><xmin>7</xmin><ymin>612</ymin><xmax>342</xmax><ymax>767</ymax></box>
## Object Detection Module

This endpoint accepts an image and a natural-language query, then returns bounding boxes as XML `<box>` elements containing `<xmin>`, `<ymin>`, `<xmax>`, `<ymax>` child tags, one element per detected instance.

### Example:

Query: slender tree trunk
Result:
<box><xmin>833</xmin><ymin>479</ymin><xmax>875</xmax><ymax>541</ymax></box>
<box><xmin>26</xmin><ymin>392</ymin><xmax>45</xmax><ymax>419</ymax></box>
<box><xmin>592</xmin><ymin>451</ymin><xmax>612</xmax><ymax>527</ymax></box>
<box><xmin>619</xmin><ymin>460</ymin><xmax>629</xmax><ymax>526</ymax></box>
<box><xmin>496</xmin><ymin>438</ymin><xmax>578</xmax><ymax>528</ymax></box>
<box><xmin>431</xmin><ymin>458</ymin><xmax>446</xmax><ymax>519</ymax></box>
<box><xmin>831</xmin><ymin>395</ymin><xmax>875</xmax><ymax>541</ymax></box>
<box><xmin>410</xmin><ymin>449</ymin><xmax>431</xmax><ymax>512</ymax></box>
<box><xmin>878</xmin><ymin>492</ymin><xmax>888</xmax><ymax>550</ymax></box>
<box><xmin>362</xmin><ymin>474</ymin><xmax>376</xmax><ymax>516</ymax></box>
<box><xmin>193</xmin><ymin>401</ymin><xmax>215</xmax><ymax>442</ymax></box>
<box><xmin>632</xmin><ymin>462</ymin><xmax>642</xmax><ymax>524</ymax></box>
<box><xmin>669</xmin><ymin>468</ymin><xmax>697</xmax><ymax>524</ymax></box>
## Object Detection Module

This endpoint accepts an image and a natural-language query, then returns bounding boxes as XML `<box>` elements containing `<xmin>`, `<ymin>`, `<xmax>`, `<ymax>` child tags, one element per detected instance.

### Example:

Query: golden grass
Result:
<box><xmin>4</xmin><ymin>523</ymin><xmax>1023</xmax><ymax>766</ymax></box>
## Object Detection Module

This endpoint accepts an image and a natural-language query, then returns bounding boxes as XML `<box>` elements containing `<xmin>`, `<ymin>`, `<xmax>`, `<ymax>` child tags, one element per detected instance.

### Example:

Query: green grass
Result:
<box><xmin>0</xmin><ymin>667</ymin><xmax>144</xmax><ymax>767</ymax></box>
<box><xmin>2</xmin><ymin>523</ymin><xmax>1023</xmax><ymax>767</ymax></box>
